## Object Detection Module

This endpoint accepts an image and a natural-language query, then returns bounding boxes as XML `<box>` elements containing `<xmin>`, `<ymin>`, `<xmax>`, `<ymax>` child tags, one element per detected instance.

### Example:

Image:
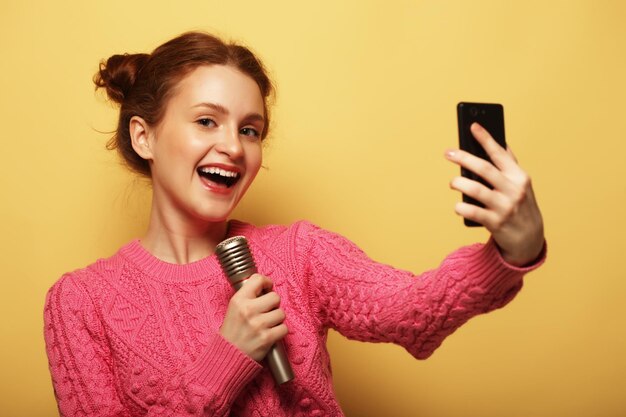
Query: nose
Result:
<box><xmin>215</xmin><ymin>124</ymin><xmax>244</xmax><ymax>159</ymax></box>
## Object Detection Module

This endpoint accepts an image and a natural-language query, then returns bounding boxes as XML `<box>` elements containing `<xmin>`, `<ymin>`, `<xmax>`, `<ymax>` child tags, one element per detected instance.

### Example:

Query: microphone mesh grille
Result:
<box><xmin>215</xmin><ymin>236</ymin><xmax>257</xmax><ymax>280</ymax></box>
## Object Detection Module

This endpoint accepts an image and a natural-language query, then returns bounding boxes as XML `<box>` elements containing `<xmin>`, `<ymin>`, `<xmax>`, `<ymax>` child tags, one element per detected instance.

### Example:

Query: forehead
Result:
<box><xmin>167</xmin><ymin>64</ymin><xmax>265</xmax><ymax>114</ymax></box>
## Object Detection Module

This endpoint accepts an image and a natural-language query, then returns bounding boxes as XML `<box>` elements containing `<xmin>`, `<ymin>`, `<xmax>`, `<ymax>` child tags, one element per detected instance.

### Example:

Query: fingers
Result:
<box><xmin>445</xmin><ymin>125</ymin><xmax>545</xmax><ymax>265</ymax></box>
<box><xmin>446</xmin><ymin>125</ymin><xmax>535</xmax><ymax>228</ymax></box>
<box><xmin>469</xmin><ymin>123</ymin><xmax>517</xmax><ymax>172</ymax></box>
<box><xmin>231</xmin><ymin>274</ymin><xmax>283</xmax><ymax>317</ymax></box>
<box><xmin>238</xmin><ymin>273</ymin><xmax>273</xmax><ymax>298</ymax></box>
<box><xmin>505</xmin><ymin>143</ymin><xmax>519</xmax><ymax>163</ymax></box>
<box><xmin>449</xmin><ymin>175</ymin><xmax>508</xmax><ymax>209</ymax></box>
<box><xmin>446</xmin><ymin>123</ymin><xmax>528</xmax><ymax>195</ymax></box>
<box><xmin>454</xmin><ymin>201</ymin><xmax>492</xmax><ymax>227</ymax></box>
<box><xmin>262</xmin><ymin>307</ymin><xmax>287</xmax><ymax>329</ymax></box>
<box><xmin>220</xmin><ymin>274</ymin><xmax>288</xmax><ymax>361</ymax></box>
<box><xmin>449</xmin><ymin>175</ymin><xmax>515</xmax><ymax>229</ymax></box>
<box><xmin>235</xmin><ymin>294</ymin><xmax>287</xmax><ymax>345</ymax></box>
<box><xmin>446</xmin><ymin>148</ymin><xmax>513</xmax><ymax>194</ymax></box>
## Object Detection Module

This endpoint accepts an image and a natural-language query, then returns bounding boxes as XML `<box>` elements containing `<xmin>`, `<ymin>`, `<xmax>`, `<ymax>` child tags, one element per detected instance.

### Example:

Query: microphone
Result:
<box><xmin>215</xmin><ymin>236</ymin><xmax>294</xmax><ymax>385</ymax></box>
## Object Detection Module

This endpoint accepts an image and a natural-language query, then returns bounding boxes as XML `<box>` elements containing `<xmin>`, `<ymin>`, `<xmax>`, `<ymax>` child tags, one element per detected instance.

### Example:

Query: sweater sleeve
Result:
<box><xmin>44</xmin><ymin>273</ymin><xmax>261</xmax><ymax>417</ymax></box>
<box><xmin>296</xmin><ymin>222</ymin><xmax>545</xmax><ymax>359</ymax></box>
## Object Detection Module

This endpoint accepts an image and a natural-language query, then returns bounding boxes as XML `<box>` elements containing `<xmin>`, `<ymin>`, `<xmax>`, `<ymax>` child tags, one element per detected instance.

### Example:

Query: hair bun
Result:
<box><xmin>94</xmin><ymin>53</ymin><xmax>150</xmax><ymax>104</ymax></box>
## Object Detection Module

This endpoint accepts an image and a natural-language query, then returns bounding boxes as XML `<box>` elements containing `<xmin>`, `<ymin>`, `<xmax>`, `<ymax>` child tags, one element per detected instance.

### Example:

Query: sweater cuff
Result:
<box><xmin>184</xmin><ymin>332</ymin><xmax>261</xmax><ymax>401</ymax></box>
<box><xmin>488</xmin><ymin>237</ymin><xmax>547</xmax><ymax>272</ymax></box>
<box><xmin>465</xmin><ymin>238</ymin><xmax>544</xmax><ymax>303</ymax></box>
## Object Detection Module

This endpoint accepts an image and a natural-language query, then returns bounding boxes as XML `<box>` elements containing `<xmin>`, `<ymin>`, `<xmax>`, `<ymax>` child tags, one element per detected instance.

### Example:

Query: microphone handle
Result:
<box><xmin>230</xmin><ymin>276</ymin><xmax>294</xmax><ymax>384</ymax></box>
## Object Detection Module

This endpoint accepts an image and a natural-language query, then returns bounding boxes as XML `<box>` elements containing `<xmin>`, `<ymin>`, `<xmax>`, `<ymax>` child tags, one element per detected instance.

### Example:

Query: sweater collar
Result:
<box><xmin>117</xmin><ymin>220</ymin><xmax>252</xmax><ymax>283</ymax></box>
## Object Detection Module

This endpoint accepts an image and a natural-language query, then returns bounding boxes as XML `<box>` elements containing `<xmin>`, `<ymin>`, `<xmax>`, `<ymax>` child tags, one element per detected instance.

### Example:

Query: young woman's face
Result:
<box><xmin>145</xmin><ymin>65</ymin><xmax>265</xmax><ymax>225</ymax></box>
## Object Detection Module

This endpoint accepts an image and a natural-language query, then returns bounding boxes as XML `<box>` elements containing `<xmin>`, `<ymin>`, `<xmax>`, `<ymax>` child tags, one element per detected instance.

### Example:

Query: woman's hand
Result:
<box><xmin>446</xmin><ymin>123</ymin><xmax>545</xmax><ymax>266</ymax></box>
<box><xmin>220</xmin><ymin>274</ymin><xmax>288</xmax><ymax>362</ymax></box>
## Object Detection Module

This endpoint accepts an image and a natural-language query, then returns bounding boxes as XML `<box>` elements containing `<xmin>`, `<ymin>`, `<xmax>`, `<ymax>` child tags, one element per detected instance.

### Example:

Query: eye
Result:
<box><xmin>240</xmin><ymin>127</ymin><xmax>260</xmax><ymax>138</ymax></box>
<box><xmin>196</xmin><ymin>118</ymin><xmax>216</xmax><ymax>127</ymax></box>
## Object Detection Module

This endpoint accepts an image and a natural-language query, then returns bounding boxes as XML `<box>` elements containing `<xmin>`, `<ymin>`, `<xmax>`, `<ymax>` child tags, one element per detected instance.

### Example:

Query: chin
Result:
<box><xmin>191</xmin><ymin>203</ymin><xmax>237</xmax><ymax>224</ymax></box>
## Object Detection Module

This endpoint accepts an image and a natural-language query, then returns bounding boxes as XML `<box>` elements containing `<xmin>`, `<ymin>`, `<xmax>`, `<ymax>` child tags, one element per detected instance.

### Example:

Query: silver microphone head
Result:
<box><xmin>215</xmin><ymin>236</ymin><xmax>257</xmax><ymax>287</ymax></box>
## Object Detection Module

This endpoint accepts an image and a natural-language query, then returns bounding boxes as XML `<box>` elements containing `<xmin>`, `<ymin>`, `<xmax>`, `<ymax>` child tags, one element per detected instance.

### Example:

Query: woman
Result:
<box><xmin>44</xmin><ymin>31</ymin><xmax>545</xmax><ymax>416</ymax></box>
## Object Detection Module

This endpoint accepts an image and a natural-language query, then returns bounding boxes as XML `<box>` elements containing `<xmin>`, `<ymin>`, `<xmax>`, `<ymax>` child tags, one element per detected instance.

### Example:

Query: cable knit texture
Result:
<box><xmin>44</xmin><ymin>220</ymin><xmax>544</xmax><ymax>416</ymax></box>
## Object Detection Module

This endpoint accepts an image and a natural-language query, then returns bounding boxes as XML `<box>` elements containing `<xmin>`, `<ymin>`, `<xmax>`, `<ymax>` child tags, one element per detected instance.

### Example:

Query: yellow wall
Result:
<box><xmin>1</xmin><ymin>1</ymin><xmax>624</xmax><ymax>416</ymax></box>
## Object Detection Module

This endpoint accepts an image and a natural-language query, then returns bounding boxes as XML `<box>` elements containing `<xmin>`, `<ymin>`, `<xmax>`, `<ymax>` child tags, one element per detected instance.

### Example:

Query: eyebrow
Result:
<box><xmin>192</xmin><ymin>102</ymin><xmax>265</xmax><ymax>124</ymax></box>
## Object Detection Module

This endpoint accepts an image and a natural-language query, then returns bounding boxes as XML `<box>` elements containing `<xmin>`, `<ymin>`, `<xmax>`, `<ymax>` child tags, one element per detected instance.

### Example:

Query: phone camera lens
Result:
<box><xmin>470</xmin><ymin>107</ymin><xmax>478</xmax><ymax>116</ymax></box>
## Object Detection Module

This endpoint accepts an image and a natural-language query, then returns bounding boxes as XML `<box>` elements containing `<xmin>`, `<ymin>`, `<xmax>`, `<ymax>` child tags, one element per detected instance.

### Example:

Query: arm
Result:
<box><xmin>44</xmin><ymin>274</ymin><xmax>261</xmax><ymax>417</ymax></box>
<box><xmin>297</xmin><ymin>222</ymin><xmax>544</xmax><ymax>359</ymax></box>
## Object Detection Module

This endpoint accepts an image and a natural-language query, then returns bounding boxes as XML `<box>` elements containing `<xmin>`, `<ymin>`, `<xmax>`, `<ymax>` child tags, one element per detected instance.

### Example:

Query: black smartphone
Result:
<box><xmin>456</xmin><ymin>102</ymin><xmax>506</xmax><ymax>227</ymax></box>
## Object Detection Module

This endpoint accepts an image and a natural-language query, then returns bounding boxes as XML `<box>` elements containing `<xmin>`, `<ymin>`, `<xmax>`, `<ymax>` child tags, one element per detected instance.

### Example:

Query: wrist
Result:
<box><xmin>499</xmin><ymin>237</ymin><xmax>546</xmax><ymax>267</ymax></box>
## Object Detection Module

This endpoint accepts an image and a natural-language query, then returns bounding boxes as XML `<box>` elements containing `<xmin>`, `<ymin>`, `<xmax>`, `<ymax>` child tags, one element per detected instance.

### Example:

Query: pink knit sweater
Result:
<box><xmin>44</xmin><ymin>220</ymin><xmax>543</xmax><ymax>416</ymax></box>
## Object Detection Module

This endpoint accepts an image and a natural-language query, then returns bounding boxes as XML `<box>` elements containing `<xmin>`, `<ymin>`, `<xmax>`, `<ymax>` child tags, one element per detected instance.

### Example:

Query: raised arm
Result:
<box><xmin>295</xmin><ymin>222</ymin><xmax>544</xmax><ymax>359</ymax></box>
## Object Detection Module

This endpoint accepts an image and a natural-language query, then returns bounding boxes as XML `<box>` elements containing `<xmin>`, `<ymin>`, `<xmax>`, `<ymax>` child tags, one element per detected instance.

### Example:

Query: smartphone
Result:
<box><xmin>456</xmin><ymin>102</ymin><xmax>506</xmax><ymax>227</ymax></box>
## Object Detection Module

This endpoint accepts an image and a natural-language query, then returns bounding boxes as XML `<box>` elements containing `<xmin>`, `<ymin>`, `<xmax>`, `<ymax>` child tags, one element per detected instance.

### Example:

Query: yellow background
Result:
<box><xmin>1</xmin><ymin>1</ymin><xmax>625</xmax><ymax>416</ymax></box>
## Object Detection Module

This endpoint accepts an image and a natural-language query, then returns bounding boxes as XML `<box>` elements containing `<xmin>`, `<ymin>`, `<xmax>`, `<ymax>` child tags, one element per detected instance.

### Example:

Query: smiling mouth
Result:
<box><xmin>197</xmin><ymin>166</ymin><xmax>241</xmax><ymax>188</ymax></box>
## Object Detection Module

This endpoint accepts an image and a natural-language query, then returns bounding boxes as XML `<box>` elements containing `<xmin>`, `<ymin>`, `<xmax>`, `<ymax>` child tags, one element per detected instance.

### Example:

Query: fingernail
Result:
<box><xmin>445</xmin><ymin>149</ymin><xmax>456</xmax><ymax>159</ymax></box>
<box><xmin>472</xmin><ymin>122</ymin><xmax>484</xmax><ymax>131</ymax></box>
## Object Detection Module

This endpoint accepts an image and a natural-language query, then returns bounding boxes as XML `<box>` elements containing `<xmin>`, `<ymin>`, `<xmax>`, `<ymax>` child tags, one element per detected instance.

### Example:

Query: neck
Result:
<box><xmin>140</xmin><ymin>202</ymin><xmax>229</xmax><ymax>265</ymax></box>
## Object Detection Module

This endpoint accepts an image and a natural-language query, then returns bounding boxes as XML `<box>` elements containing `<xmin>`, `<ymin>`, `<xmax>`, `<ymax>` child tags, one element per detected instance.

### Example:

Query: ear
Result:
<box><xmin>129</xmin><ymin>116</ymin><xmax>154</xmax><ymax>160</ymax></box>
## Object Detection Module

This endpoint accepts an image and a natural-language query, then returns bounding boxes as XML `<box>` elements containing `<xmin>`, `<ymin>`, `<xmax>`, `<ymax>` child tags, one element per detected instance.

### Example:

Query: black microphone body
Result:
<box><xmin>215</xmin><ymin>236</ymin><xmax>294</xmax><ymax>385</ymax></box>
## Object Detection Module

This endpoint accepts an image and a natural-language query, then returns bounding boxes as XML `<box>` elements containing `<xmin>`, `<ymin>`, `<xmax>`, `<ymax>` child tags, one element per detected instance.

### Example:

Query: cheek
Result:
<box><xmin>247</xmin><ymin>145</ymin><xmax>263</xmax><ymax>176</ymax></box>
<box><xmin>253</xmin><ymin>149</ymin><xmax>263</xmax><ymax>170</ymax></box>
<box><xmin>158</xmin><ymin>131</ymin><xmax>204</xmax><ymax>165</ymax></box>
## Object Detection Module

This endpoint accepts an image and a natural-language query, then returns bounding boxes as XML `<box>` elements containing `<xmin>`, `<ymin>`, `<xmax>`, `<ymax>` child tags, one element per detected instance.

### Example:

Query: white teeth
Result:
<box><xmin>199</xmin><ymin>167</ymin><xmax>239</xmax><ymax>178</ymax></box>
